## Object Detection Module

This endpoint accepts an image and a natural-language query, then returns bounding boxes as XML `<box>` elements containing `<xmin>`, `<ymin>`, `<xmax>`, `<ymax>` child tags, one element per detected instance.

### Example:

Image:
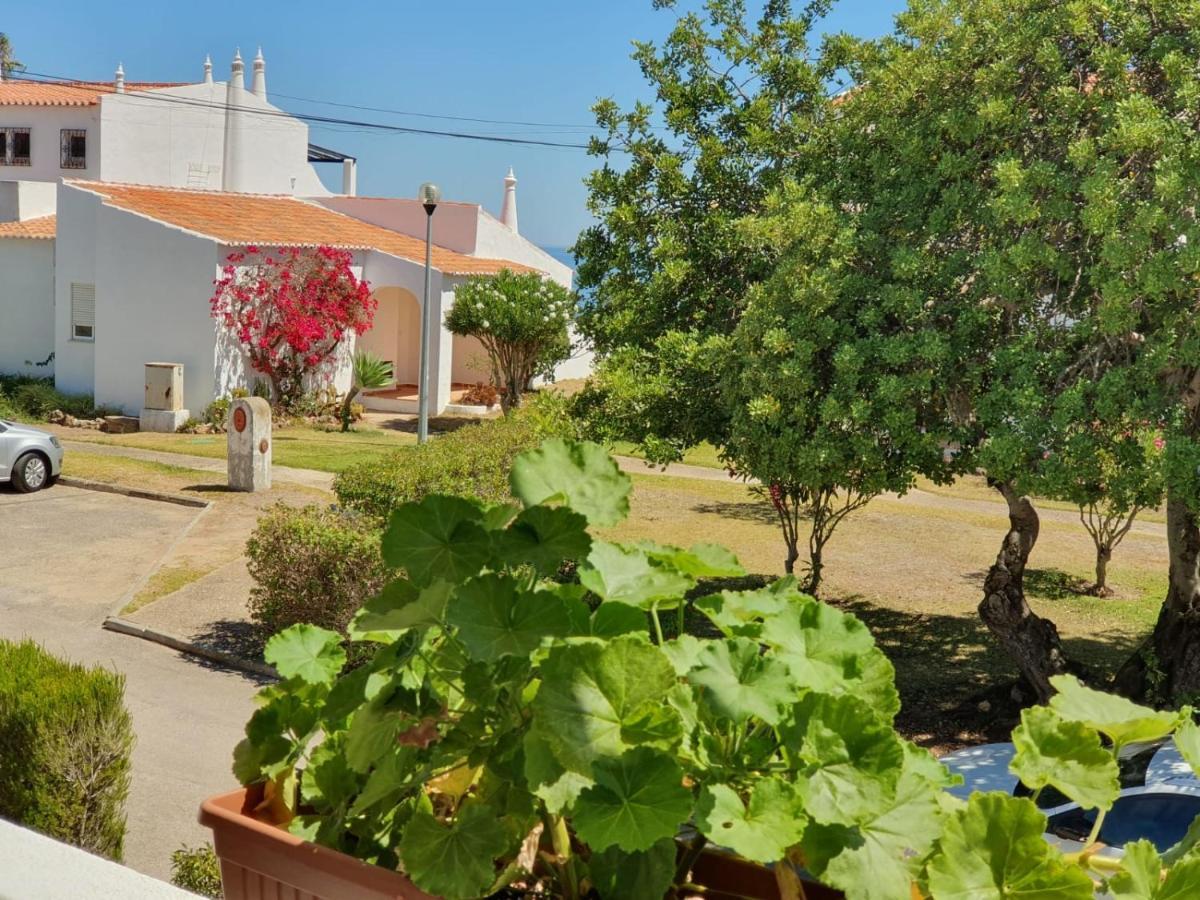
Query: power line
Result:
<box><xmin>7</xmin><ymin>70</ymin><xmax>597</xmax><ymax>150</ymax></box>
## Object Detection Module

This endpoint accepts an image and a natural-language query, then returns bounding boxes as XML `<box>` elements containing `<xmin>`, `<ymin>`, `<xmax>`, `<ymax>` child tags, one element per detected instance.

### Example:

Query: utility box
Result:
<box><xmin>144</xmin><ymin>363</ymin><xmax>184</xmax><ymax>411</ymax></box>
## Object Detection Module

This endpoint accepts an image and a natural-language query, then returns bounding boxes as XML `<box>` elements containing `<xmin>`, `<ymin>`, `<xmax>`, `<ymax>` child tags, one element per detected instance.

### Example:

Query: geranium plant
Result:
<box><xmin>210</xmin><ymin>245</ymin><xmax>376</xmax><ymax>409</ymax></box>
<box><xmin>233</xmin><ymin>440</ymin><xmax>1200</xmax><ymax>899</ymax></box>
<box><xmin>445</xmin><ymin>270</ymin><xmax>574</xmax><ymax>413</ymax></box>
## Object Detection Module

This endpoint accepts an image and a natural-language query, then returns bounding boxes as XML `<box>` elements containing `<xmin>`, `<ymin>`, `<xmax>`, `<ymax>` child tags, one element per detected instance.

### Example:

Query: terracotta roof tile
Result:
<box><xmin>66</xmin><ymin>181</ymin><xmax>538</xmax><ymax>276</ymax></box>
<box><xmin>0</xmin><ymin>215</ymin><xmax>55</xmax><ymax>239</ymax></box>
<box><xmin>0</xmin><ymin>81</ymin><xmax>184</xmax><ymax>107</ymax></box>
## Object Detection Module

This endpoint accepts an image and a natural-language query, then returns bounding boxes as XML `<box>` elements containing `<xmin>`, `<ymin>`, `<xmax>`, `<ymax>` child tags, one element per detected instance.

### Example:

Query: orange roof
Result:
<box><xmin>0</xmin><ymin>216</ymin><xmax>55</xmax><ymax>239</ymax></box>
<box><xmin>0</xmin><ymin>81</ymin><xmax>184</xmax><ymax>107</ymax></box>
<box><xmin>66</xmin><ymin>181</ymin><xmax>538</xmax><ymax>276</ymax></box>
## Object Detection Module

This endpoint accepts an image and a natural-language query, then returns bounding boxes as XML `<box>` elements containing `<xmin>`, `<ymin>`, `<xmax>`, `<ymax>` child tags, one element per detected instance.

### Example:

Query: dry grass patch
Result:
<box><xmin>122</xmin><ymin>562</ymin><xmax>212</xmax><ymax>616</ymax></box>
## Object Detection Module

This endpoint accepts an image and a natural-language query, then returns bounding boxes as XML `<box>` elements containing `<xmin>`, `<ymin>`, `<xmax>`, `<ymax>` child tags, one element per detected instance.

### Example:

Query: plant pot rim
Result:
<box><xmin>199</xmin><ymin>786</ymin><xmax>437</xmax><ymax>899</ymax></box>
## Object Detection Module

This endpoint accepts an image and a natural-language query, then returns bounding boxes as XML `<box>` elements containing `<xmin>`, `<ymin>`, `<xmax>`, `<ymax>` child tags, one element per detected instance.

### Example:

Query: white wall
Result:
<box><xmin>0</xmin><ymin>238</ymin><xmax>55</xmax><ymax>376</ymax></box>
<box><xmin>473</xmin><ymin>211</ymin><xmax>573</xmax><ymax>288</ymax></box>
<box><xmin>53</xmin><ymin>184</ymin><xmax>98</xmax><ymax>396</ymax></box>
<box><xmin>99</xmin><ymin>83</ymin><xmax>328</xmax><ymax>195</ymax></box>
<box><xmin>0</xmin><ymin>180</ymin><xmax>57</xmax><ymax>222</ymax></box>
<box><xmin>92</xmin><ymin>203</ymin><xmax>221</xmax><ymax>414</ymax></box>
<box><xmin>315</xmin><ymin>197</ymin><xmax>480</xmax><ymax>253</ymax></box>
<box><xmin>0</xmin><ymin>106</ymin><xmax>100</xmax><ymax>183</ymax></box>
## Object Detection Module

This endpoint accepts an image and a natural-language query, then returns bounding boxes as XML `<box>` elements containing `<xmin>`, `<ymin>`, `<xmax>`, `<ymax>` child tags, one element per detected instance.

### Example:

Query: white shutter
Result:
<box><xmin>71</xmin><ymin>283</ymin><xmax>96</xmax><ymax>340</ymax></box>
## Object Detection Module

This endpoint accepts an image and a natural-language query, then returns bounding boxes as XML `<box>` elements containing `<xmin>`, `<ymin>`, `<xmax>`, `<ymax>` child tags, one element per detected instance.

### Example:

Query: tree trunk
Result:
<box><xmin>977</xmin><ymin>482</ymin><xmax>1072</xmax><ymax>703</ymax></box>
<box><xmin>783</xmin><ymin>541</ymin><xmax>798</xmax><ymax>576</ymax></box>
<box><xmin>805</xmin><ymin>540</ymin><xmax>825</xmax><ymax>597</ymax></box>
<box><xmin>1114</xmin><ymin>496</ymin><xmax>1200</xmax><ymax>702</ymax></box>
<box><xmin>1093</xmin><ymin>546</ymin><xmax>1111</xmax><ymax>597</ymax></box>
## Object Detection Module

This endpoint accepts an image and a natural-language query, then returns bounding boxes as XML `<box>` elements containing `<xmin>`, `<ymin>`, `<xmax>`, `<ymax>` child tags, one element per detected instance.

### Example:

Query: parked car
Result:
<box><xmin>0</xmin><ymin>420</ymin><xmax>63</xmax><ymax>493</ymax></box>
<box><xmin>940</xmin><ymin>740</ymin><xmax>1200</xmax><ymax>856</ymax></box>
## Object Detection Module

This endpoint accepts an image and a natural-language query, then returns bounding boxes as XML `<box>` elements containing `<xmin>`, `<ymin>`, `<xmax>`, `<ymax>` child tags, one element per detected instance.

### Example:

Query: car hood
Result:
<box><xmin>0</xmin><ymin>420</ymin><xmax>55</xmax><ymax>439</ymax></box>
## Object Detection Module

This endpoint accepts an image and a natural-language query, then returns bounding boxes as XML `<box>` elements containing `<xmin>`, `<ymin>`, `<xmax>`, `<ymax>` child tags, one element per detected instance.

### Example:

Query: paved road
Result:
<box><xmin>0</xmin><ymin>483</ymin><xmax>259</xmax><ymax>880</ymax></box>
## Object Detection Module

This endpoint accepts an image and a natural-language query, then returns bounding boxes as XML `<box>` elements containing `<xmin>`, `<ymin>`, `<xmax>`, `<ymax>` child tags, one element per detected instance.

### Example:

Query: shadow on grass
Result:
<box><xmin>1025</xmin><ymin>568</ymin><xmax>1094</xmax><ymax>600</ymax></box>
<box><xmin>827</xmin><ymin>594</ymin><xmax>1147</xmax><ymax>752</ymax></box>
<box><xmin>691</xmin><ymin>499</ymin><xmax>782</xmax><ymax>526</ymax></box>
<box><xmin>178</xmin><ymin>619</ymin><xmax>271</xmax><ymax>684</ymax></box>
<box><xmin>183</xmin><ymin>484</ymin><xmax>236</xmax><ymax>494</ymax></box>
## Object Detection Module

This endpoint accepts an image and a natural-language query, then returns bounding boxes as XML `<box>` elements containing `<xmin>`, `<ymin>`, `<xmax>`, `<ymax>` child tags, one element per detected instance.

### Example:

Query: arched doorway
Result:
<box><xmin>358</xmin><ymin>286</ymin><xmax>420</xmax><ymax>387</ymax></box>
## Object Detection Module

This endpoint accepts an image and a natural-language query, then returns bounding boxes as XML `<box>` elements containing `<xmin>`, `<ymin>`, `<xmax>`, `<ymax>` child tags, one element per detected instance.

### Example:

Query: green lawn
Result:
<box><xmin>62</xmin><ymin>424</ymin><xmax>415</xmax><ymax>473</ymax></box>
<box><xmin>611</xmin><ymin>441</ymin><xmax>725</xmax><ymax>469</ymax></box>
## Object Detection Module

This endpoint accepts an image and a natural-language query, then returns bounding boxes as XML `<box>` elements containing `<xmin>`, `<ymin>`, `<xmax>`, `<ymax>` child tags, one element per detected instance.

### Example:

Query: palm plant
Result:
<box><xmin>340</xmin><ymin>349</ymin><xmax>392</xmax><ymax>432</ymax></box>
<box><xmin>0</xmin><ymin>34</ymin><xmax>23</xmax><ymax>80</ymax></box>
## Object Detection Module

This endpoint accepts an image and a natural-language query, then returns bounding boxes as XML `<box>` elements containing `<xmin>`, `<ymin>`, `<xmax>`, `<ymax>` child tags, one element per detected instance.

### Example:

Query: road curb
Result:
<box><xmin>59</xmin><ymin>476</ymin><xmax>211</xmax><ymax>509</ymax></box>
<box><xmin>102</xmin><ymin>616</ymin><xmax>277</xmax><ymax>680</ymax></box>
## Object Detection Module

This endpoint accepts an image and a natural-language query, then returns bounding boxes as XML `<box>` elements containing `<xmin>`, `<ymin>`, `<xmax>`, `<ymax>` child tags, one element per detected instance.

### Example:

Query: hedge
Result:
<box><xmin>0</xmin><ymin>640</ymin><xmax>134</xmax><ymax>860</ymax></box>
<box><xmin>333</xmin><ymin>391</ymin><xmax>576</xmax><ymax>521</ymax></box>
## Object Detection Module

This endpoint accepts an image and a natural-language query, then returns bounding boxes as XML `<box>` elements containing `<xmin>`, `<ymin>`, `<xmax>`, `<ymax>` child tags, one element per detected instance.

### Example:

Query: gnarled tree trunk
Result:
<box><xmin>977</xmin><ymin>482</ymin><xmax>1072</xmax><ymax>702</ymax></box>
<box><xmin>1114</xmin><ymin>496</ymin><xmax>1200</xmax><ymax>701</ymax></box>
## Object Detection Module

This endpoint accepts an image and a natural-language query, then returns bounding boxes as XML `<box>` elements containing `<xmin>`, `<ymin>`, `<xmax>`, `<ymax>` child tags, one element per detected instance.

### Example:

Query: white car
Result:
<box><xmin>0</xmin><ymin>420</ymin><xmax>64</xmax><ymax>493</ymax></box>
<box><xmin>940</xmin><ymin>741</ymin><xmax>1200</xmax><ymax>854</ymax></box>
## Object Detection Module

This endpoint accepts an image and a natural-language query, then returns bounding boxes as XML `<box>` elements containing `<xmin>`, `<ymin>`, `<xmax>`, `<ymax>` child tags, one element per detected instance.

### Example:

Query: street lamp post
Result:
<box><xmin>417</xmin><ymin>182</ymin><xmax>441</xmax><ymax>443</ymax></box>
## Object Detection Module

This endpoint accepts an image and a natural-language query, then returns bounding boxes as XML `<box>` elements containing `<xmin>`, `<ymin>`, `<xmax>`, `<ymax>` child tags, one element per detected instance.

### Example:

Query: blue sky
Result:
<box><xmin>3</xmin><ymin>1</ymin><xmax>905</xmax><ymax>247</ymax></box>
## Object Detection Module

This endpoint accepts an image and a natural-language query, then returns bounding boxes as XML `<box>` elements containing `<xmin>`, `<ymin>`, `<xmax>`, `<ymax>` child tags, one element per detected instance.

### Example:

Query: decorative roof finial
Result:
<box><xmin>230</xmin><ymin>47</ymin><xmax>244</xmax><ymax>90</ymax></box>
<box><xmin>251</xmin><ymin>46</ymin><xmax>267</xmax><ymax>100</ymax></box>
<box><xmin>500</xmin><ymin>167</ymin><xmax>519</xmax><ymax>234</ymax></box>
<box><xmin>203</xmin><ymin>54</ymin><xmax>213</xmax><ymax>84</ymax></box>
<box><xmin>114</xmin><ymin>63</ymin><xmax>125</xmax><ymax>93</ymax></box>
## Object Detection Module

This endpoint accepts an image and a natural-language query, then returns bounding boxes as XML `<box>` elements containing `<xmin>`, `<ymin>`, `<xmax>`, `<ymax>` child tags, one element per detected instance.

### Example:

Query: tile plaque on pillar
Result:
<box><xmin>227</xmin><ymin>397</ymin><xmax>271</xmax><ymax>491</ymax></box>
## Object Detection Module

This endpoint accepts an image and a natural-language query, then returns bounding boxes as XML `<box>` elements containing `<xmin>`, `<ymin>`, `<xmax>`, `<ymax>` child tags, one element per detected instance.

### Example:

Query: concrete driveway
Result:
<box><xmin>0</xmin><ymin>483</ymin><xmax>259</xmax><ymax>880</ymax></box>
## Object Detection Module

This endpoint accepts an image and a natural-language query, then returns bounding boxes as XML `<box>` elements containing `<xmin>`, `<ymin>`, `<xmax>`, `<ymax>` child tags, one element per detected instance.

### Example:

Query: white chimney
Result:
<box><xmin>500</xmin><ymin>167</ymin><xmax>519</xmax><ymax>234</ymax></box>
<box><xmin>223</xmin><ymin>49</ymin><xmax>246</xmax><ymax>192</ymax></box>
<box><xmin>251</xmin><ymin>47</ymin><xmax>266</xmax><ymax>100</ymax></box>
<box><xmin>114</xmin><ymin>63</ymin><xmax>125</xmax><ymax>93</ymax></box>
<box><xmin>229</xmin><ymin>48</ymin><xmax>244</xmax><ymax>91</ymax></box>
<box><xmin>203</xmin><ymin>54</ymin><xmax>213</xmax><ymax>85</ymax></box>
<box><xmin>342</xmin><ymin>158</ymin><xmax>357</xmax><ymax>196</ymax></box>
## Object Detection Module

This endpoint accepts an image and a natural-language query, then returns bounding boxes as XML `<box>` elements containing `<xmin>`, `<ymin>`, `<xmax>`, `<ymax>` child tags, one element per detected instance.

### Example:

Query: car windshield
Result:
<box><xmin>1047</xmin><ymin>793</ymin><xmax>1200</xmax><ymax>851</ymax></box>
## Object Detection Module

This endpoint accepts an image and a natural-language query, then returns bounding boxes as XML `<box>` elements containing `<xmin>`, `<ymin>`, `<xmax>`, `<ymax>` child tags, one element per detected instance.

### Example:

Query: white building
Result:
<box><xmin>0</xmin><ymin>52</ymin><xmax>588</xmax><ymax>416</ymax></box>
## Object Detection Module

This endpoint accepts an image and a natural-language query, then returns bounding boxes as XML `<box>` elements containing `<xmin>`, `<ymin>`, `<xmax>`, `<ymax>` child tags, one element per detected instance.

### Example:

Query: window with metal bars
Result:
<box><xmin>60</xmin><ymin>129</ymin><xmax>86</xmax><ymax>169</ymax></box>
<box><xmin>0</xmin><ymin>127</ymin><xmax>31</xmax><ymax>166</ymax></box>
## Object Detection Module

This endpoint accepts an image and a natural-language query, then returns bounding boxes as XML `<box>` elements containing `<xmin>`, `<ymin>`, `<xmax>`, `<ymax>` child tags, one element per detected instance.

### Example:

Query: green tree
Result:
<box><xmin>340</xmin><ymin>349</ymin><xmax>392</xmax><ymax>432</ymax></box>
<box><xmin>0</xmin><ymin>33</ymin><xmax>22</xmax><ymax>80</ymax></box>
<box><xmin>445</xmin><ymin>270</ymin><xmax>573</xmax><ymax>413</ymax></box>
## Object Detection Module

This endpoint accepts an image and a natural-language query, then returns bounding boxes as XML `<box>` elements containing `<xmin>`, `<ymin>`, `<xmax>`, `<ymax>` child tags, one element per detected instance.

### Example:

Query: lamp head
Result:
<box><xmin>419</xmin><ymin>182</ymin><xmax>441</xmax><ymax>214</ymax></box>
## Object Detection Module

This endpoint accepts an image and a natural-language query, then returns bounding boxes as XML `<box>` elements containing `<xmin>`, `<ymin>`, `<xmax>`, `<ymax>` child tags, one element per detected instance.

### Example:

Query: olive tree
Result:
<box><xmin>445</xmin><ymin>271</ymin><xmax>573</xmax><ymax>413</ymax></box>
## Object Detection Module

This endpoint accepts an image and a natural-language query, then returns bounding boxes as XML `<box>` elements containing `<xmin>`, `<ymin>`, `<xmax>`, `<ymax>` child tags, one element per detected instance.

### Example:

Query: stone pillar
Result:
<box><xmin>227</xmin><ymin>397</ymin><xmax>271</xmax><ymax>491</ymax></box>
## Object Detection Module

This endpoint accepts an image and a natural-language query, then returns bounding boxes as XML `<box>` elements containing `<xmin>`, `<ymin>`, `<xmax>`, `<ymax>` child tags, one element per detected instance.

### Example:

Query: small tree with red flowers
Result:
<box><xmin>210</xmin><ymin>246</ymin><xmax>375</xmax><ymax>409</ymax></box>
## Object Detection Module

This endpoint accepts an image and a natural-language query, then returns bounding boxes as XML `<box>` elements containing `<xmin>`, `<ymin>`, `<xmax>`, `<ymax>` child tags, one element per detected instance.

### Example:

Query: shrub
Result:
<box><xmin>245</xmin><ymin>504</ymin><xmax>391</xmax><ymax>657</ymax></box>
<box><xmin>333</xmin><ymin>392</ymin><xmax>576</xmax><ymax>521</ymax></box>
<box><xmin>0</xmin><ymin>377</ymin><xmax>98</xmax><ymax>420</ymax></box>
<box><xmin>170</xmin><ymin>843</ymin><xmax>223</xmax><ymax>898</ymax></box>
<box><xmin>0</xmin><ymin>639</ymin><xmax>133</xmax><ymax>860</ymax></box>
<box><xmin>203</xmin><ymin>387</ymin><xmax>248</xmax><ymax>429</ymax></box>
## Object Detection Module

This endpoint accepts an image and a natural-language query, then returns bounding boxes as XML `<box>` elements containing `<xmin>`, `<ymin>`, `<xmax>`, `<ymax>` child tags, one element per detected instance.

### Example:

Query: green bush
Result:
<box><xmin>333</xmin><ymin>391</ymin><xmax>576</xmax><ymax>521</ymax></box>
<box><xmin>0</xmin><ymin>375</ymin><xmax>106</xmax><ymax>420</ymax></box>
<box><xmin>0</xmin><ymin>640</ymin><xmax>134</xmax><ymax>860</ymax></box>
<box><xmin>246</xmin><ymin>504</ymin><xmax>391</xmax><ymax>656</ymax></box>
<box><xmin>170</xmin><ymin>843</ymin><xmax>223</xmax><ymax>898</ymax></box>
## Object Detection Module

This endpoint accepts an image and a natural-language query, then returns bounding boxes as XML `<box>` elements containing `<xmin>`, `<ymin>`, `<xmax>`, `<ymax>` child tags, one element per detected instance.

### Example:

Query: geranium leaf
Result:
<box><xmin>1110</xmin><ymin>837</ymin><xmax>1200</xmax><ymax>899</ymax></box>
<box><xmin>641</xmin><ymin>541</ymin><xmax>747</xmax><ymax>578</ymax></box>
<box><xmin>571</xmin><ymin>748</ymin><xmax>693</xmax><ymax>852</ymax></box>
<box><xmin>265</xmin><ymin>624</ymin><xmax>345</xmax><ymax>686</ymax></box>
<box><xmin>786</xmin><ymin>693</ymin><xmax>905</xmax><ymax>826</ymax></box>
<box><xmin>590</xmin><ymin>602</ymin><xmax>650</xmax><ymax>638</ymax></box>
<box><xmin>1049</xmin><ymin>675</ymin><xmax>1183</xmax><ymax>748</ymax></box>
<box><xmin>578</xmin><ymin>541</ymin><xmax>694</xmax><ymax>609</ymax></box>
<box><xmin>661</xmin><ymin>634</ymin><xmax>707</xmax><ymax>676</ymax></box>
<box><xmin>510</xmin><ymin>438</ymin><xmax>632</xmax><ymax>526</ymax></box>
<box><xmin>694</xmin><ymin>578</ymin><xmax>808</xmax><ymax>636</ymax></box>
<box><xmin>447</xmin><ymin>573</ymin><xmax>572</xmax><ymax>661</ymax></box>
<box><xmin>531</xmin><ymin>635</ymin><xmax>680</xmax><ymax>772</ymax></box>
<box><xmin>696</xmin><ymin>779</ymin><xmax>806</xmax><ymax>862</ymax></box>
<box><xmin>1010</xmin><ymin>705</ymin><xmax>1119</xmax><ymax>811</ymax></box>
<box><xmin>804</xmin><ymin>744</ymin><xmax>957</xmax><ymax>900</ymax></box>
<box><xmin>349</xmin><ymin>579</ymin><xmax>452</xmax><ymax>641</ymax></box>
<box><xmin>399</xmin><ymin>804</ymin><xmax>512</xmax><ymax>899</ymax></box>
<box><xmin>382</xmin><ymin>495</ymin><xmax>492</xmax><ymax>586</ymax></box>
<box><xmin>498</xmin><ymin>505</ymin><xmax>592</xmax><ymax>575</ymax></box>
<box><xmin>522</xmin><ymin>731</ymin><xmax>592</xmax><ymax>814</ymax></box>
<box><xmin>687</xmin><ymin>637</ymin><xmax>796</xmax><ymax>724</ymax></box>
<box><xmin>344</xmin><ymin>700</ymin><xmax>402</xmax><ymax>774</ymax></box>
<box><xmin>1170</xmin><ymin>718</ymin><xmax>1200</xmax><ymax>779</ymax></box>
<box><xmin>759</xmin><ymin>597</ymin><xmax>900</xmax><ymax>721</ymax></box>
<box><xmin>925</xmin><ymin>793</ymin><xmax>1094</xmax><ymax>900</ymax></box>
<box><xmin>587</xmin><ymin>838</ymin><xmax>678</xmax><ymax>900</ymax></box>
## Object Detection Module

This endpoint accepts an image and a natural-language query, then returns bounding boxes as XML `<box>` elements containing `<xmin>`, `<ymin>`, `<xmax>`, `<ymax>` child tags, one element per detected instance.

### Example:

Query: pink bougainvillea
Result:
<box><xmin>210</xmin><ymin>245</ymin><xmax>375</xmax><ymax>408</ymax></box>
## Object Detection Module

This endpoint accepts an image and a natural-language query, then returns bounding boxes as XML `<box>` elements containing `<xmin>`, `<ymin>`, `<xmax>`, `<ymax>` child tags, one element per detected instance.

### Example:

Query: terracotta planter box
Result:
<box><xmin>200</xmin><ymin>787</ymin><xmax>845</xmax><ymax>900</ymax></box>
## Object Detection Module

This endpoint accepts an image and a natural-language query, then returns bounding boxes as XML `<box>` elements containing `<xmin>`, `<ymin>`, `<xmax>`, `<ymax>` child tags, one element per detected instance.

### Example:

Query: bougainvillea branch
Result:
<box><xmin>210</xmin><ymin>245</ymin><xmax>375</xmax><ymax>409</ymax></box>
